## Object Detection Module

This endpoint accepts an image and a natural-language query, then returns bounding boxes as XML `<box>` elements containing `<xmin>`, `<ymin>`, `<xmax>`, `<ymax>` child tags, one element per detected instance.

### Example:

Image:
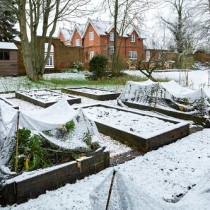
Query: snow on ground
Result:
<box><xmin>1</xmin><ymin>128</ymin><xmax>210</xmax><ymax>210</ymax></box>
<box><xmin>1</xmin><ymin>70</ymin><xmax>210</xmax><ymax>209</ymax></box>
<box><xmin>123</xmin><ymin>69</ymin><xmax>210</xmax><ymax>89</ymax></box>
<box><xmin>43</xmin><ymin>72</ymin><xmax>87</xmax><ymax>80</ymax></box>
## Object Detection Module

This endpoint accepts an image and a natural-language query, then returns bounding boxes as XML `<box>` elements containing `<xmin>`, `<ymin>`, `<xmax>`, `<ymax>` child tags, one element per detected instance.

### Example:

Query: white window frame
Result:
<box><xmin>129</xmin><ymin>51</ymin><xmax>137</xmax><ymax>59</ymax></box>
<box><xmin>110</xmin><ymin>32</ymin><xmax>114</xmax><ymax>41</ymax></box>
<box><xmin>45</xmin><ymin>53</ymin><xmax>54</xmax><ymax>68</ymax></box>
<box><xmin>131</xmin><ymin>34</ymin><xmax>135</xmax><ymax>42</ymax></box>
<box><xmin>89</xmin><ymin>31</ymin><xmax>94</xmax><ymax>40</ymax></box>
<box><xmin>109</xmin><ymin>45</ymin><xmax>114</xmax><ymax>54</ymax></box>
<box><xmin>146</xmin><ymin>50</ymin><xmax>151</xmax><ymax>62</ymax></box>
<box><xmin>90</xmin><ymin>51</ymin><xmax>94</xmax><ymax>60</ymax></box>
<box><xmin>75</xmin><ymin>39</ymin><xmax>80</xmax><ymax>46</ymax></box>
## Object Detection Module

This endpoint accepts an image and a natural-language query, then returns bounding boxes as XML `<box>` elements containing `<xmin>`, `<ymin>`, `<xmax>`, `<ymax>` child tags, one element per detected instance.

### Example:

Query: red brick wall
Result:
<box><xmin>15</xmin><ymin>38</ymin><xmax>83</xmax><ymax>75</ymax></box>
<box><xmin>71</xmin><ymin>30</ymin><xmax>83</xmax><ymax>46</ymax></box>
<box><xmin>83</xmin><ymin>26</ymin><xmax>145</xmax><ymax>66</ymax></box>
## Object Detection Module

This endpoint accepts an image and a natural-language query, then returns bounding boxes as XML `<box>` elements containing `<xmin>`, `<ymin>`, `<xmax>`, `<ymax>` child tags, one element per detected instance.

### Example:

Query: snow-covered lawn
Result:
<box><xmin>123</xmin><ymin>69</ymin><xmax>210</xmax><ymax>89</ymax></box>
<box><xmin>1</xmin><ymin>70</ymin><xmax>210</xmax><ymax>209</ymax></box>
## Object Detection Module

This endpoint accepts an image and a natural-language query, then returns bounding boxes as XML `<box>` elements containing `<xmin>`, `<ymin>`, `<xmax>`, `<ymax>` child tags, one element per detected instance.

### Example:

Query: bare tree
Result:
<box><xmin>101</xmin><ymin>0</ymin><xmax>159</xmax><ymax>76</ymax></box>
<box><xmin>160</xmin><ymin>0</ymin><xmax>194</xmax><ymax>53</ymax></box>
<box><xmin>2</xmin><ymin>0</ymin><xmax>91</xmax><ymax>80</ymax></box>
<box><xmin>188</xmin><ymin>0</ymin><xmax>210</xmax><ymax>52</ymax></box>
<box><xmin>137</xmin><ymin>51</ymin><xmax>163</xmax><ymax>81</ymax></box>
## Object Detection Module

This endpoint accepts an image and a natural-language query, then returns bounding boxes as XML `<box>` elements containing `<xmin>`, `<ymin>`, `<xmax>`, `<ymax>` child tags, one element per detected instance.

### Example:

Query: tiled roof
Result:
<box><xmin>90</xmin><ymin>19</ymin><xmax>113</xmax><ymax>36</ymax></box>
<box><xmin>86</xmin><ymin>19</ymin><xmax>141</xmax><ymax>38</ymax></box>
<box><xmin>59</xmin><ymin>28</ymin><xmax>73</xmax><ymax>41</ymax></box>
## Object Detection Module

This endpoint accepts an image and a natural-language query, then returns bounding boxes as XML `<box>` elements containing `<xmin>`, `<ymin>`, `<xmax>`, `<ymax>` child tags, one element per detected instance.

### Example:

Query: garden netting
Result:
<box><xmin>118</xmin><ymin>80</ymin><xmax>210</xmax><ymax>116</ymax></box>
<box><xmin>0</xmin><ymin>98</ymin><xmax>100</xmax><ymax>177</ymax></box>
<box><xmin>90</xmin><ymin>170</ymin><xmax>210</xmax><ymax>210</ymax></box>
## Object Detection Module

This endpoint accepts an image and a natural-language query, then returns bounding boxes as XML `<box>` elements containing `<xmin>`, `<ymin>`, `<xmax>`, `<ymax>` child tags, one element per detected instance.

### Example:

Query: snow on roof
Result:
<box><xmin>59</xmin><ymin>28</ymin><xmax>73</xmax><ymax>41</ymax></box>
<box><xmin>85</xmin><ymin>19</ymin><xmax>142</xmax><ymax>39</ymax></box>
<box><xmin>89</xmin><ymin>19</ymin><xmax>113</xmax><ymax>36</ymax></box>
<box><xmin>75</xmin><ymin>24</ymin><xmax>86</xmax><ymax>37</ymax></box>
<box><xmin>0</xmin><ymin>42</ymin><xmax>18</xmax><ymax>50</ymax></box>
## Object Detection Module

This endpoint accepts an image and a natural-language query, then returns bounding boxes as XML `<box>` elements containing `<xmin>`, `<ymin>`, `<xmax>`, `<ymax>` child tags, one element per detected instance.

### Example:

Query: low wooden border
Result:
<box><xmin>122</xmin><ymin>101</ymin><xmax>210</xmax><ymax>128</ymax></box>
<box><xmin>81</xmin><ymin>104</ymin><xmax>190</xmax><ymax>153</ymax></box>
<box><xmin>0</xmin><ymin>149</ymin><xmax>109</xmax><ymax>206</ymax></box>
<box><xmin>0</xmin><ymin>97</ymin><xmax>19</xmax><ymax>109</ymax></box>
<box><xmin>15</xmin><ymin>89</ymin><xmax>81</xmax><ymax>108</ymax></box>
<box><xmin>62</xmin><ymin>87</ymin><xmax>120</xmax><ymax>101</ymax></box>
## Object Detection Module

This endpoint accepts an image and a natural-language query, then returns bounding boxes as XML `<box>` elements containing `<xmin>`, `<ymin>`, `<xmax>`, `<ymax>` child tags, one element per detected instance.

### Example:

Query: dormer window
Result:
<box><xmin>131</xmin><ymin>34</ymin><xmax>135</xmax><ymax>42</ymax></box>
<box><xmin>89</xmin><ymin>31</ymin><xmax>94</xmax><ymax>40</ymax></box>
<box><xmin>110</xmin><ymin>32</ymin><xmax>114</xmax><ymax>41</ymax></box>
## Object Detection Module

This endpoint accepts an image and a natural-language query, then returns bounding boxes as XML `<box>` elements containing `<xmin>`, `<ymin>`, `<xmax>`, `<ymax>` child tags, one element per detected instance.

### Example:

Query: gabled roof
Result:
<box><xmin>0</xmin><ymin>42</ymin><xmax>18</xmax><ymax>50</ymax></box>
<box><xmin>83</xmin><ymin>19</ymin><xmax>142</xmax><ymax>38</ymax></box>
<box><xmin>83</xmin><ymin>19</ymin><xmax>113</xmax><ymax>37</ymax></box>
<box><xmin>59</xmin><ymin>28</ymin><xmax>73</xmax><ymax>41</ymax></box>
<box><xmin>71</xmin><ymin>24</ymin><xmax>86</xmax><ymax>41</ymax></box>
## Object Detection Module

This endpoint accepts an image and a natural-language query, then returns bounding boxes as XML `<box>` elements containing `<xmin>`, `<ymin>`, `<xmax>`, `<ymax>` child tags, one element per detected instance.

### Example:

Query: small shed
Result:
<box><xmin>0</xmin><ymin>42</ymin><xmax>18</xmax><ymax>76</ymax></box>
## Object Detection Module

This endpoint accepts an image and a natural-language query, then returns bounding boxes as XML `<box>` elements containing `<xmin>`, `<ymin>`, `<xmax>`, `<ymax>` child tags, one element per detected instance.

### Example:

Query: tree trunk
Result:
<box><xmin>18</xmin><ymin>0</ymin><xmax>37</xmax><ymax>80</ymax></box>
<box><xmin>112</xmin><ymin>0</ymin><xmax>119</xmax><ymax>76</ymax></box>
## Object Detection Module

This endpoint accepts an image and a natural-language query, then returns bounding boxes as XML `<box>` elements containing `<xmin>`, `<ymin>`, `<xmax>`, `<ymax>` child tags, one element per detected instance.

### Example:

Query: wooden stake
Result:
<box><xmin>106</xmin><ymin>170</ymin><xmax>117</xmax><ymax>210</ymax></box>
<box><xmin>15</xmin><ymin>111</ymin><xmax>20</xmax><ymax>173</ymax></box>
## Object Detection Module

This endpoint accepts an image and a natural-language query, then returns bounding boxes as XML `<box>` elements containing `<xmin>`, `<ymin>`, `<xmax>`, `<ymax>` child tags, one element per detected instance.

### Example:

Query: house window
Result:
<box><xmin>129</xmin><ymin>51</ymin><xmax>137</xmax><ymax>59</ymax></box>
<box><xmin>90</xmin><ymin>51</ymin><xmax>94</xmax><ymax>60</ymax></box>
<box><xmin>75</xmin><ymin>39</ymin><xmax>80</xmax><ymax>46</ymax></box>
<box><xmin>89</xmin><ymin>31</ymin><xmax>94</xmax><ymax>40</ymax></box>
<box><xmin>146</xmin><ymin>50</ymin><xmax>151</xmax><ymax>62</ymax></box>
<box><xmin>110</xmin><ymin>32</ymin><xmax>114</xmax><ymax>41</ymax></box>
<box><xmin>109</xmin><ymin>45</ymin><xmax>114</xmax><ymax>54</ymax></box>
<box><xmin>0</xmin><ymin>51</ymin><xmax>10</xmax><ymax>60</ymax></box>
<box><xmin>131</xmin><ymin>34</ymin><xmax>135</xmax><ymax>42</ymax></box>
<box><xmin>45</xmin><ymin>43</ymin><xmax>54</xmax><ymax>68</ymax></box>
<box><xmin>45</xmin><ymin>53</ymin><xmax>54</xmax><ymax>68</ymax></box>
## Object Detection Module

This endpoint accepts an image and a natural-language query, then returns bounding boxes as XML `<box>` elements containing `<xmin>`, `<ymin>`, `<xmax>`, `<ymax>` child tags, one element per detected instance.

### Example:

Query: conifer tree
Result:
<box><xmin>0</xmin><ymin>4</ymin><xmax>18</xmax><ymax>41</ymax></box>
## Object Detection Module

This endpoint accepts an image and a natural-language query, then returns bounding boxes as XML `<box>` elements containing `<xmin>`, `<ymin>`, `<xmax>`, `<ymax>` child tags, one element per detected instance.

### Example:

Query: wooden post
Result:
<box><xmin>106</xmin><ymin>170</ymin><xmax>117</xmax><ymax>210</ymax></box>
<box><xmin>15</xmin><ymin>111</ymin><xmax>20</xmax><ymax>172</ymax></box>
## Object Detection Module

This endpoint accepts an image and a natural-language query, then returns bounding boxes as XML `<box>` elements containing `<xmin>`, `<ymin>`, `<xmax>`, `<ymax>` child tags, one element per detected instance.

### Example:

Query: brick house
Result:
<box><xmin>71</xmin><ymin>24</ymin><xmax>85</xmax><ymax>47</ymax></box>
<box><xmin>81</xmin><ymin>19</ymin><xmax>145</xmax><ymax>66</ymax></box>
<box><xmin>58</xmin><ymin>28</ymin><xmax>73</xmax><ymax>46</ymax></box>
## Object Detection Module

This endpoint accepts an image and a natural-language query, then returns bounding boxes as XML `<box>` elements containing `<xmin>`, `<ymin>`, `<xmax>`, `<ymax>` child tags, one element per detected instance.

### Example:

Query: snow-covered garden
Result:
<box><xmin>0</xmin><ymin>69</ymin><xmax>210</xmax><ymax>209</ymax></box>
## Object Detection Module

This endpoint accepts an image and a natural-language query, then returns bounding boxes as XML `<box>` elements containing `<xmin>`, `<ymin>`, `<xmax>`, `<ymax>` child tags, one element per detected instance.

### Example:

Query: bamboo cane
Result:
<box><xmin>106</xmin><ymin>170</ymin><xmax>117</xmax><ymax>210</ymax></box>
<box><xmin>15</xmin><ymin>111</ymin><xmax>20</xmax><ymax>172</ymax></box>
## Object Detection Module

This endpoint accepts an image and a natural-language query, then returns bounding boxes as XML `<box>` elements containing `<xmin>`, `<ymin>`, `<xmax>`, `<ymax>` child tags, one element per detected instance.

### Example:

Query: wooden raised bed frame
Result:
<box><xmin>0</xmin><ymin>97</ymin><xmax>19</xmax><ymax>109</ymax></box>
<box><xmin>81</xmin><ymin>104</ymin><xmax>190</xmax><ymax>153</ymax></box>
<box><xmin>15</xmin><ymin>89</ymin><xmax>81</xmax><ymax>108</ymax></box>
<box><xmin>0</xmin><ymin>149</ymin><xmax>109</xmax><ymax>206</ymax></box>
<box><xmin>121</xmin><ymin>100</ymin><xmax>210</xmax><ymax>128</ymax></box>
<box><xmin>62</xmin><ymin>87</ymin><xmax>120</xmax><ymax>101</ymax></box>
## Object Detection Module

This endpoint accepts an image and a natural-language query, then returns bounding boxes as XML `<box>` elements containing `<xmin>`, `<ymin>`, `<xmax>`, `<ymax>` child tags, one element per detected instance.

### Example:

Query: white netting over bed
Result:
<box><xmin>90</xmin><ymin>170</ymin><xmax>210</xmax><ymax>210</ymax></box>
<box><xmin>0</xmin><ymin>98</ymin><xmax>100</xmax><ymax>177</ymax></box>
<box><xmin>90</xmin><ymin>170</ymin><xmax>134</xmax><ymax>210</ymax></box>
<box><xmin>118</xmin><ymin>80</ymin><xmax>210</xmax><ymax>115</ymax></box>
<box><xmin>0</xmin><ymin>101</ymin><xmax>18</xmax><ymax>176</ymax></box>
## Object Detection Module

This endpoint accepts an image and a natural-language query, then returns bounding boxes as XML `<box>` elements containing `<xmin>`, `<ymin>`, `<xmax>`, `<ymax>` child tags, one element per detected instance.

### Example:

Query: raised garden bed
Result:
<box><xmin>121</xmin><ymin>101</ymin><xmax>210</xmax><ymax>127</ymax></box>
<box><xmin>0</xmin><ymin>149</ymin><xmax>109</xmax><ymax>206</ymax></box>
<box><xmin>15</xmin><ymin>89</ymin><xmax>81</xmax><ymax>108</ymax></box>
<box><xmin>82</xmin><ymin>104</ymin><xmax>190</xmax><ymax>153</ymax></box>
<box><xmin>62</xmin><ymin>87</ymin><xmax>120</xmax><ymax>101</ymax></box>
<box><xmin>0</xmin><ymin>97</ymin><xmax>18</xmax><ymax>109</ymax></box>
